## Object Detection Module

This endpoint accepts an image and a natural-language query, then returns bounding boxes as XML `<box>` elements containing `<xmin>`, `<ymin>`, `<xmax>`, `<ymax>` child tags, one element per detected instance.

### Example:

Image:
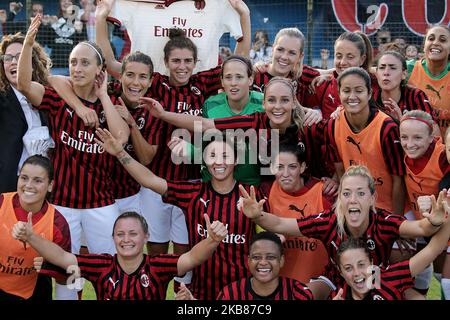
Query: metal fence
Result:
<box><xmin>1</xmin><ymin>0</ymin><xmax>447</xmax><ymax>71</ymax></box>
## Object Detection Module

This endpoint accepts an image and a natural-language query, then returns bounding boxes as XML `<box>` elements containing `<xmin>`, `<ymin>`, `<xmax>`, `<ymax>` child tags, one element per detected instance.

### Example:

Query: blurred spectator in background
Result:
<box><xmin>78</xmin><ymin>0</ymin><xmax>96</xmax><ymax>42</ymax></box>
<box><xmin>405</xmin><ymin>44</ymin><xmax>419</xmax><ymax>62</ymax></box>
<box><xmin>319</xmin><ymin>48</ymin><xmax>330</xmax><ymax>69</ymax></box>
<box><xmin>2</xmin><ymin>2</ymin><xmax>55</xmax><ymax>50</ymax></box>
<box><xmin>379</xmin><ymin>42</ymin><xmax>405</xmax><ymax>57</ymax></box>
<box><xmin>374</xmin><ymin>28</ymin><xmax>391</xmax><ymax>56</ymax></box>
<box><xmin>47</xmin><ymin>0</ymin><xmax>87</xmax><ymax>75</ymax></box>
<box><xmin>249</xmin><ymin>29</ymin><xmax>272</xmax><ymax>64</ymax></box>
<box><xmin>219</xmin><ymin>45</ymin><xmax>232</xmax><ymax>64</ymax></box>
<box><xmin>0</xmin><ymin>8</ymin><xmax>6</xmax><ymax>37</ymax></box>
<box><xmin>393</xmin><ymin>36</ymin><xmax>407</xmax><ymax>54</ymax></box>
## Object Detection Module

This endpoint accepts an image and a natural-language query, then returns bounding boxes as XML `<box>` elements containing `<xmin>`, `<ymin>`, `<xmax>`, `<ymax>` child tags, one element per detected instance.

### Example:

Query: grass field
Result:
<box><xmin>62</xmin><ymin>274</ymin><xmax>441</xmax><ymax>300</ymax></box>
<box><xmin>57</xmin><ymin>246</ymin><xmax>444</xmax><ymax>300</ymax></box>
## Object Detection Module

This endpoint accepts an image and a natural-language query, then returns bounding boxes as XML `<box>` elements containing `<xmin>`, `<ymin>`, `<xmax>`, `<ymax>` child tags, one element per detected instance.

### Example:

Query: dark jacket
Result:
<box><xmin>0</xmin><ymin>87</ymin><xmax>48</xmax><ymax>193</ymax></box>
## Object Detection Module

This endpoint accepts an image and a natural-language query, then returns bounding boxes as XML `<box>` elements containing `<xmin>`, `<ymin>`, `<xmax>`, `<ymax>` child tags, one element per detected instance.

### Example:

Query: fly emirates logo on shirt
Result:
<box><xmin>197</xmin><ymin>223</ymin><xmax>246</xmax><ymax>244</ymax></box>
<box><xmin>60</xmin><ymin>130</ymin><xmax>105</xmax><ymax>154</ymax></box>
<box><xmin>154</xmin><ymin>17</ymin><xmax>204</xmax><ymax>38</ymax></box>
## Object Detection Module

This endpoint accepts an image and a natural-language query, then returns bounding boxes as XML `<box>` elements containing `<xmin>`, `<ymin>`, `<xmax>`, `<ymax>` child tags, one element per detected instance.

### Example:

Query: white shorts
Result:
<box><xmin>139</xmin><ymin>187</ymin><xmax>189</xmax><ymax>244</ymax></box>
<box><xmin>115</xmin><ymin>192</ymin><xmax>142</xmax><ymax>214</ymax></box>
<box><xmin>54</xmin><ymin>203</ymin><xmax>120</xmax><ymax>254</ymax></box>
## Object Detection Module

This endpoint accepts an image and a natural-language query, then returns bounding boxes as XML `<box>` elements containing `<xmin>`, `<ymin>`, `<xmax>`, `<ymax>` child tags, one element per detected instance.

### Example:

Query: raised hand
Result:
<box><xmin>254</xmin><ymin>61</ymin><xmax>269</xmax><ymax>74</ymax></box>
<box><xmin>94</xmin><ymin>128</ymin><xmax>125</xmax><ymax>156</ymax></box>
<box><xmin>228</xmin><ymin>0</ymin><xmax>250</xmax><ymax>16</ymax></box>
<box><xmin>138</xmin><ymin>97</ymin><xmax>165</xmax><ymax>119</ymax></box>
<box><xmin>25</xmin><ymin>14</ymin><xmax>42</xmax><ymax>46</ymax></box>
<box><xmin>417</xmin><ymin>195</ymin><xmax>432</xmax><ymax>215</ymax></box>
<box><xmin>12</xmin><ymin>212</ymin><xmax>34</xmax><ymax>245</ymax></box>
<box><xmin>33</xmin><ymin>256</ymin><xmax>44</xmax><ymax>273</ymax></box>
<box><xmin>333</xmin><ymin>288</ymin><xmax>344</xmax><ymax>300</ymax></box>
<box><xmin>96</xmin><ymin>0</ymin><xmax>114</xmax><ymax>19</ymax></box>
<box><xmin>238</xmin><ymin>185</ymin><xmax>265</xmax><ymax>219</ymax></box>
<box><xmin>167</xmin><ymin>137</ymin><xmax>189</xmax><ymax>159</ymax></box>
<box><xmin>204</xmin><ymin>214</ymin><xmax>228</xmax><ymax>243</ymax></box>
<box><xmin>175</xmin><ymin>282</ymin><xmax>196</xmax><ymax>300</ymax></box>
<box><xmin>424</xmin><ymin>189</ymin><xmax>450</xmax><ymax>227</ymax></box>
<box><xmin>115</xmin><ymin>97</ymin><xmax>135</xmax><ymax>126</ymax></box>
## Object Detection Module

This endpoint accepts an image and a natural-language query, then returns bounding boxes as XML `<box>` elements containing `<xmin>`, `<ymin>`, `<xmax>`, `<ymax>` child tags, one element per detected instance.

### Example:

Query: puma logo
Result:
<box><xmin>408</xmin><ymin>173</ymin><xmax>424</xmax><ymax>191</ymax></box>
<box><xmin>426</xmin><ymin>84</ymin><xmax>444</xmax><ymax>100</ymax></box>
<box><xmin>346</xmin><ymin>136</ymin><xmax>362</xmax><ymax>154</ymax></box>
<box><xmin>199</xmin><ymin>198</ymin><xmax>210</xmax><ymax>208</ymax></box>
<box><xmin>253</xmin><ymin>84</ymin><xmax>264</xmax><ymax>93</ymax></box>
<box><xmin>289</xmin><ymin>204</ymin><xmax>307</xmax><ymax>217</ymax></box>
<box><xmin>108</xmin><ymin>277</ymin><xmax>119</xmax><ymax>289</ymax></box>
<box><xmin>162</xmin><ymin>82</ymin><xmax>171</xmax><ymax>91</ymax></box>
<box><xmin>328</xmin><ymin>94</ymin><xmax>335</xmax><ymax>104</ymax></box>
<box><xmin>65</xmin><ymin>107</ymin><xmax>74</xmax><ymax>118</ymax></box>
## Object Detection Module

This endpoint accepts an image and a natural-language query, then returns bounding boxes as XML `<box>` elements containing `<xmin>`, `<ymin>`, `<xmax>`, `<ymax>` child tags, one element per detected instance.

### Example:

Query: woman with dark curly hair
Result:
<box><xmin>0</xmin><ymin>32</ymin><xmax>52</xmax><ymax>194</ymax></box>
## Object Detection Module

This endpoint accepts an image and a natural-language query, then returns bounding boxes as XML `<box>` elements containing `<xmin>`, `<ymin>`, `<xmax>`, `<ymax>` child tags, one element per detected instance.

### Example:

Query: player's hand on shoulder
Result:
<box><xmin>138</xmin><ymin>97</ymin><xmax>165</xmax><ymax>119</ymax></box>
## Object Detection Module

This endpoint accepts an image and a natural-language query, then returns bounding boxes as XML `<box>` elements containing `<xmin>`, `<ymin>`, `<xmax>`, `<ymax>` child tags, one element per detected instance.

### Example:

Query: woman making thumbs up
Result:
<box><xmin>0</xmin><ymin>155</ymin><xmax>71</xmax><ymax>300</ymax></box>
<box><xmin>95</xmin><ymin>129</ymin><xmax>269</xmax><ymax>300</ymax></box>
<box><xmin>13</xmin><ymin>210</ymin><xmax>228</xmax><ymax>300</ymax></box>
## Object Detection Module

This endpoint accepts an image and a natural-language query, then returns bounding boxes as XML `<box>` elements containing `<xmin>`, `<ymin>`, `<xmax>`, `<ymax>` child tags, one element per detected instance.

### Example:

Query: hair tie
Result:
<box><xmin>400</xmin><ymin>116</ymin><xmax>433</xmax><ymax>130</ymax></box>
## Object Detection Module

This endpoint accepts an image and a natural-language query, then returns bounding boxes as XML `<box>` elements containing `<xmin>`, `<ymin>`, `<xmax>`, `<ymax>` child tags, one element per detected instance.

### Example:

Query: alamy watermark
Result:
<box><xmin>170</xmin><ymin>121</ymin><xmax>281</xmax><ymax>176</ymax></box>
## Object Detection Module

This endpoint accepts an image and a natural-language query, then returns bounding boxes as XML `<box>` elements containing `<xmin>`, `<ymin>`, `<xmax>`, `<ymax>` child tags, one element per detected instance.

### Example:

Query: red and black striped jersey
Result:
<box><xmin>148</xmin><ymin>67</ymin><xmax>222</xmax><ymax>181</ymax></box>
<box><xmin>75</xmin><ymin>253</ymin><xmax>179</xmax><ymax>300</ymax></box>
<box><xmin>213</xmin><ymin>112</ymin><xmax>330</xmax><ymax>179</ymax></box>
<box><xmin>109</xmin><ymin>92</ymin><xmax>161</xmax><ymax>199</ymax></box>
<box><xmin>252</xmin><ymin>68</ymin><xmax>317</xmax><ymax>108</ymax></box>
<box><xmin>164</xmin><ymin>181</ymin><xmax>268</xmax><ymax>300</ymax></box>
<box><xmin>301</xmin><ymin>65</ymin><xmax>321</xmax><ymax>87</ymax></box>
<box><xmin>217</xmin><ymin>277</ymin><xmax>313</xmax><ymax>300</ymax></box>
<box><xmin>297</xmin><ymin>208</ymin><xmax>405</xmax><ymax>286</ymax></box>
<box><xmin>332</xmin><ymin>260</ymin><xmax>414</xmax><ymax>300</ymax></box>
<box><xmin>326</xmin><ymin>108</ymin><xmax>405</xmax><ymax>176</ymax></box>
<box><xmin>308</xmin><ymin>73</ymin><xmax>380</xmax><ymax>119</ymax></box>
<box><xmin>36</xmin><ymin>86</ymin><xmax>116</xmax><ymax>208</ymax></box>
<box><xmin>373</xmin><ymin>85</ymin><xmax>436</xmax><ymax>121</ymax></box>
